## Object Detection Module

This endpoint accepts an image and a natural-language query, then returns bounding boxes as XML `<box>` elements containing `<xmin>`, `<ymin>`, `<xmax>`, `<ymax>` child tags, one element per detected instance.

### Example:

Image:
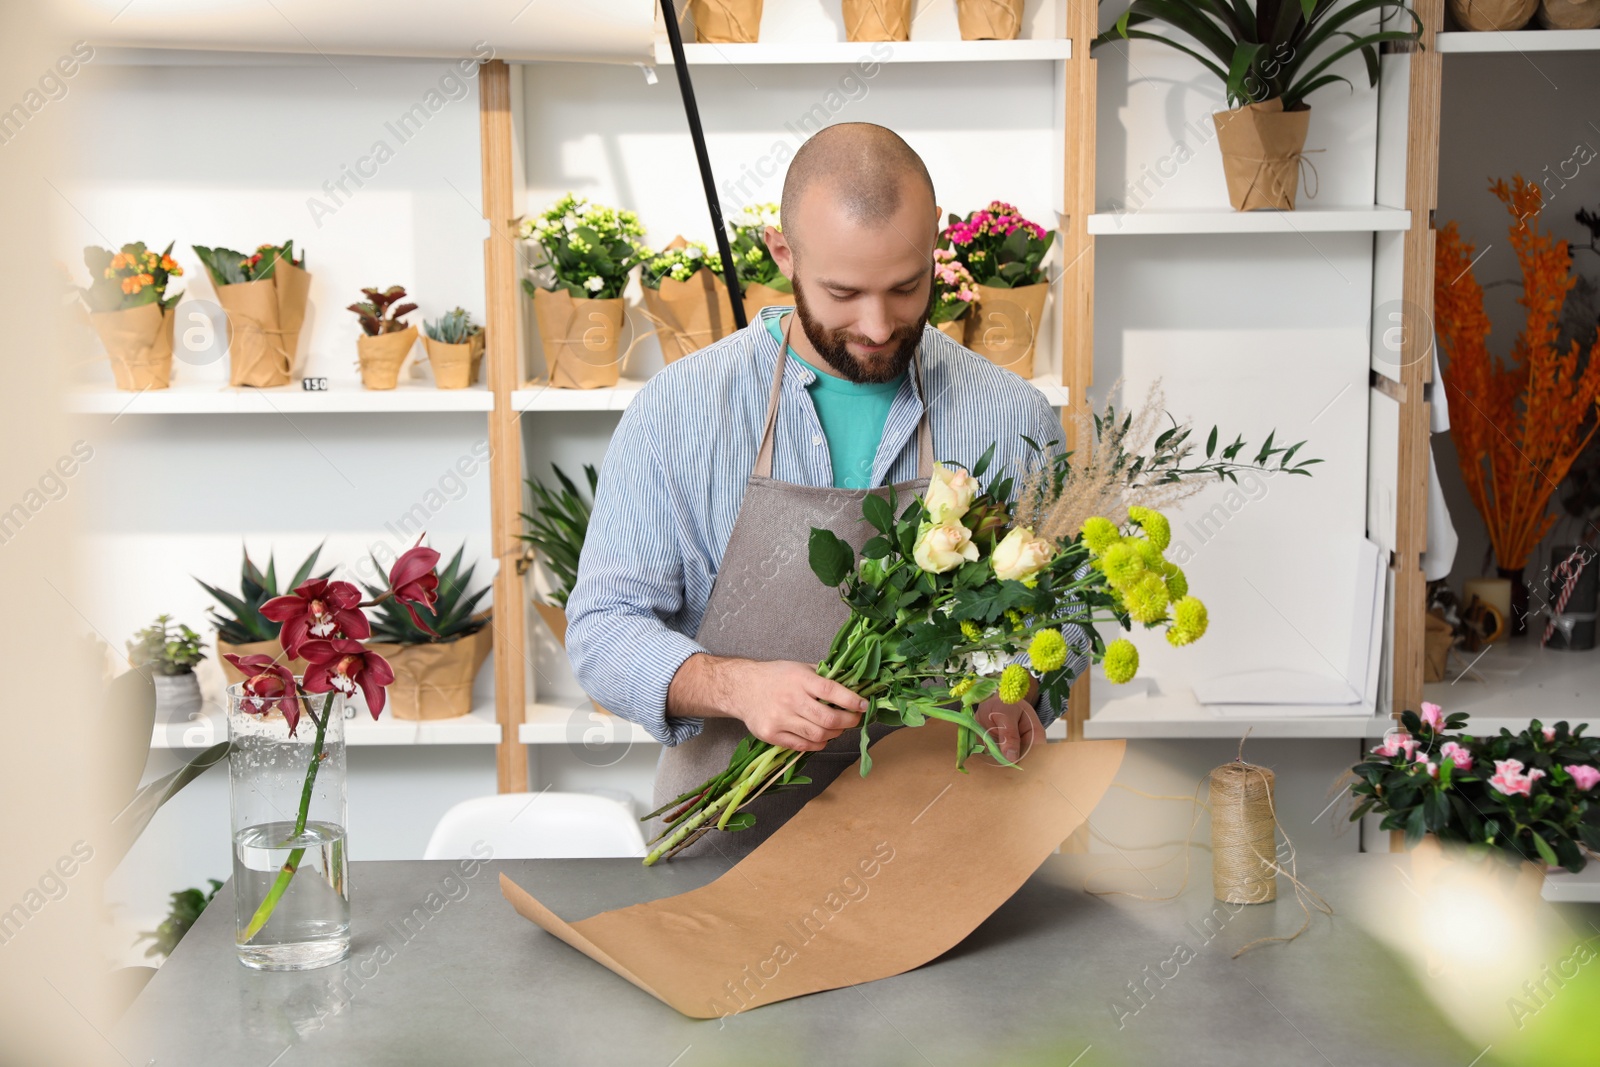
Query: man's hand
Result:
<box><xmin>668</xmin><ymin>654</ymin><xmax>867</xmax><ymax>752</ymax></box>
<box><xmin>974</xmin><ymin>674</ymin><xmax>1043</xmax><ymax>763</ymax></box>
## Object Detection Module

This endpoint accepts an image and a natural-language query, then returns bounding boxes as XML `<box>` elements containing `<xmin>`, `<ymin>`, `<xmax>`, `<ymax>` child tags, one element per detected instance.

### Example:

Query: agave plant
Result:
<box><xmin>195</xmin><ymin>544</ymin><xmax>332</xmax><ymax>645</ymax></box>
<box><xmin>1094</xmin><ymin>0</ymin><xmax>1423</xmax><ymax>111</ymax></box>
<box><xmin>519</xmin><ymin>464</ymin><xmax>598</xmax><ymax>609</ymax></box>
<box><xmin>423</xmin><ymin>306</ymin><xmax>482</xmax><ymax>344</ymax></box>
<box><xmin>362</xmin><ymin>544</ymin><xmax>491</xmax><ymax>644</ymax></box>
<box><xmin>348</xmin><ymin>286</ymin><xmax>418</xmax><ymax>337</ymax></box>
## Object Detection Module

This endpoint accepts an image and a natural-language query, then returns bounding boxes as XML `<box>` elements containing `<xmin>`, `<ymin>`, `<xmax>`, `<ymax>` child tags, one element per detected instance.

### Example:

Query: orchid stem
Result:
<box><xmin>240</xmin><ymin>691</ymin><xmax>335</xmax><ymax>944</ymax></box>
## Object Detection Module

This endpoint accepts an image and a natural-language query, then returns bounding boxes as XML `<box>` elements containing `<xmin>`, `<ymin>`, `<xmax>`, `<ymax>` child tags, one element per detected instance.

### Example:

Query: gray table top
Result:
<box><xmin>113</xmin><ymin>852</ymin><xmax>1518</xmax><ymax>1066</ymax></box>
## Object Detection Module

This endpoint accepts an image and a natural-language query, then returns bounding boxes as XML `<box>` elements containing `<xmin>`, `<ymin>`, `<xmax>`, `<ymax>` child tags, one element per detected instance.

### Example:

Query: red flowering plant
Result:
<box><xmin>225</xmin><ymin>538</ymin><xmax>440</xmax><ymax>943</ymax></box>
<box><xmin>938</xmin><ymin>201</ymin><xmax>1054</xmax><ymax>289</ymax></box>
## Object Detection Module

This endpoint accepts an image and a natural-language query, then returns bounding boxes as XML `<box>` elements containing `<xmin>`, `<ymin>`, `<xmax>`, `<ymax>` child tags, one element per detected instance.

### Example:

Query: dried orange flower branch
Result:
<box><xmin>1434</xmin><ymin>175</ymin><xmax>1600</xmax><ymax>572</ymax></box>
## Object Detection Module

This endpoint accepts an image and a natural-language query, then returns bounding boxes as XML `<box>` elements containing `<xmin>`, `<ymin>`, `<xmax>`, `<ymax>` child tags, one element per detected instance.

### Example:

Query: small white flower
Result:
<box><xmin>563</xmin><ymin>214</ymin><xmax>579</xmax><ymax>232</ymax></box>
<box><xmin>585</xmin><ymin>275</ymin><xmax>604</xmax><ymax>293</ymax></box>
<box><xmin>684</xmin><ymin>245</ymin><xmax>702</xmax><ymax>260</ymax></box>
<box><xmin>966</xmin><ymin>651</ymin><xmax>1005</xmax><ymax>676</ymax></box>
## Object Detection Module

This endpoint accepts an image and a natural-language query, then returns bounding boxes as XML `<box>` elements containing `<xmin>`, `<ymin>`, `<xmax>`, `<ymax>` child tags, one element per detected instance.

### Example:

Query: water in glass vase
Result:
<box><xmin>232</xmin><ymin>819</ymin><xmax>350</xmax><ymax>970</ymax></box>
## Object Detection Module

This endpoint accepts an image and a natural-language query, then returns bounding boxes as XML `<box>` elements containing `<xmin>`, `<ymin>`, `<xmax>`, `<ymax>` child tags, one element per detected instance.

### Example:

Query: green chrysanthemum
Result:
<box><xmin>1098</xmin><ymin>541</ymin><xmax>1144</xmax><ymax>588</ymax></box>
<box><xmin>1131</xmin><ymin>537</ymin><xmax>1165</xmax><ymax>571</ymax></box>
<box><xmin>1162</xmin><ymin>561</ymin><xmax>1188</xmax><ymax>601</ymax></box>
<box><xmin>950</xmin><ymin>675</ymin><xmax>978</xmax><ymax>698</ymax></box>
<box><xmin>1005</xmin><ymin>608</ymin><xmax>1025</xmax><ymax>630</ymax></box>
<box><xmin>1028</xmin><ymin>628</ymin><xmax>1068</xmax><ymax>673</ymax></box>
<box><xmin>1127</xmin><ymin>506</ymin><xmax>1171</xmax><ymax>551</ymax></box>
<box><xmin>1167</xmin><ymin>625</ymin><xmax>1200</xmax><ymax>647</ymax></box>
<box><xmin>1103</xmin><ymin>638</ymin><xmax>1139</xmax><ymax>683</ymax></box>
<box><xmin>1123</xmin><ymin>572</ymin><xmax>1171</xmax><ymax>624</ymax></box>
<box><xmin>1172</xmin><ymin>596</ymin><xmax>1208</xmax><ymax>640</ymax></box>
<box><xmin>959</xmin><ymin>619</ymin><xmax>982</xmax><ymax>641</ymax></box>
<box><xmin>1081</xmin><ymin>516</ymin><xmax>1119</xmax><ymax>555</ymax></box>
<box><xmin>998</xmin><ymin>664</ymin><xmax>1031</xmax><ymax>704</ymax></box>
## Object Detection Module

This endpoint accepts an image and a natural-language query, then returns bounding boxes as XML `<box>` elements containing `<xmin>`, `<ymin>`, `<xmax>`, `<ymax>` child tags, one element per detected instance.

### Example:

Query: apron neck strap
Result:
<box><xmin>754</xmin><ymin>311</ymin><xmax>933</xmax><ymax>480</ymax></box>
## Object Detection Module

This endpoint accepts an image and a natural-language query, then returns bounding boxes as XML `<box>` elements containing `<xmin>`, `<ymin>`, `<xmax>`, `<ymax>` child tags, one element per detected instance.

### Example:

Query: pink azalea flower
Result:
<box><xmin>1372</xmin><ymin>730</ymin><xmax>1417</xmax><ymax>759</ymax></box>
<box><xmin>1488</xmin><ymin>758</ymin><xmax>1546</xmax><ymax>797</ymax></box>
<box><xmin>1542</xmin><ymin>726</ymin><xmax>1557</xmax><ymax>742</ymax></box>
<box><xmin>1424</xmin><ymin>761</ymin><xmax>1439</xmax><ymax>778</ymax></box>
<box><xmin>1440</xmin><ymin>740</ymin><xmax>1472</xmax><ymax>770</ymax></box>
<box><xmin>1566</xmin><ymin>765</ymin><xmax>1600</xmax><ymax>791</ymax></box>
<box><xmin>1419</xmin><ymin>701</ymin><xmax>1445</xmax><ymax>731</ymax></box>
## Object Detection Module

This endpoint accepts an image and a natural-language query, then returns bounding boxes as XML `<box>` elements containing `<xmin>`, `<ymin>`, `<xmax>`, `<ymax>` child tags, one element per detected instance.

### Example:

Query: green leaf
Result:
<box><xmin>809</xmin><ymin>528</ymin><xmax>854</xmax><ymax>588</ymax></box>
<box><xmin>861</xmin><ymin>536</ymin><xmax>892</xmax><ymax>559</ymax></box>
<box><xmin>971</xmin><ymin>442</ymin><xmax>997</xmax><ymax>480</ymax></box>
<box><xmin>722</xmin><ymin>812</ymin><xmax>757</xmax><ymax>832</ymax></box>
<box><xmin>862</xmin><ymin>493</ymin><xmax>893</xmax><ymax>535</ymax></box>
<box><xmin>1529</xmin><ymin>830</ymin><xmax>1559</xmax><ymax>868</ymax></box>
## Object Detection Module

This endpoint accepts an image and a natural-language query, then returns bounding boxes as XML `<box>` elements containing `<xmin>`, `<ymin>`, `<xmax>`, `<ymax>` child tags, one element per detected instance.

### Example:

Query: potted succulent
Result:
<box><xmin>640</xmin><ymin>238</ymin><xmax>737</xmax><ymax>365</ymax></box>
<box><xmin>126</xmin><ymin>614</ymin><xmax>207</xmax><ymax>722</ymax></box>
<box><xmin>196</xmin><ymin>544</ymin><xmax>332</xmax><ymax>687</ymax></box>
<box><xmin>192</xmin><ymin>241</ymin><xmax>311</xmax><ymax>386</ymax></box>
<box><xmin>940</xmin><ymin>202</ymin><xmax>1054</xmax><ymax>377</ymax></box>
<box><xmin>518</xmin><ymin>194</ymin><xmax>648</xmax><ymax>389</ymax></box>
<box><xmin>348</xmin><ymin>286</ymin><xmax>419</xmax><ymax>390</ymax></box>
<box><xmin>727</xmin><ymin>203</ymin><xmax>793</xmax><ymax>324</ymax></box>
<box><xmin>930</xmin><ymin>248</ymin><xmax>979</xmax><ymax>344</ymax></box>
<box><xmin>1095</xmin><ymin>0</ymin><xmax>1422</xmax><ymax>210</ymax></box>
<box><xmin>78</xmin><ymin>241</ymin><xmax>184</xmax><ymax>391</ymax></box>
<box><xmin>361</xmin><ymin>544</ymin><xmax>493</xmax><ymax>720</ymax></box>
<box><xmin>421</xmin><ymin>307</ymin><xmax>485</xmax><ymax>389</ymax></box>
<box><xmin>842</xmin><ymin>0</ymin><xmax>912</xmax><ymax>40</ymax></box>
<box><xmin>957</xmin><ymin>0</ymin><xmax>1024</xmax><ymax>38</ymax></box>
<box><xmin>689</xmin><ymin>0</ymin><xmax>762</xmax><ymax>41</ymax></box>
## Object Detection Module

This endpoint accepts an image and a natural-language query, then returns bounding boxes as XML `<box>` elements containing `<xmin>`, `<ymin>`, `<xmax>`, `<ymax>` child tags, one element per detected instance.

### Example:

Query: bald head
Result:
<box><xmin>779</xmin><ymin>123</ymin><xmax>935</xmax><ymax>251</ymax></box>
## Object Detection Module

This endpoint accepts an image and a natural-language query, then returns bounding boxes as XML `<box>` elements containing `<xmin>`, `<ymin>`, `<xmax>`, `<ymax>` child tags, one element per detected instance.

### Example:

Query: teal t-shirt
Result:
<box><xmin>766</xmin><ymin>314</ymin><xmax>905</xmax><ymax>489</ymax></box>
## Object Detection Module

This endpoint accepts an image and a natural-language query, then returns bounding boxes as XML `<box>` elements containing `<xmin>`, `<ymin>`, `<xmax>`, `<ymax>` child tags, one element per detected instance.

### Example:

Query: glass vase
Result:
<box><xmin>226</xmin><ymin>682</ymin><xmax>350</xmax><ymax>971</ymax></box>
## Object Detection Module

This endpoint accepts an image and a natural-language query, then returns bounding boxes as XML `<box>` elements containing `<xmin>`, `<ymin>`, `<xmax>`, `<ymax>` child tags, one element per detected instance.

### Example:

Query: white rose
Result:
<box><xmin>585</xmin><ymin>276</ymin><xmax>604</xmax><ymax>293</ymax></box>
<box><xmin>924</xmin><ymin>462</ymin><xmax>977</xmax><ymax>525</ymax></box>
<box><xmin>991</xmin><ymin>526</ymin><xmax>1053</xmax><ymax>582</ymax></box>
<box><xmin>913</xmin><ymin>521</ymin><xmax>979</xmax><ymax>574</ymax></box>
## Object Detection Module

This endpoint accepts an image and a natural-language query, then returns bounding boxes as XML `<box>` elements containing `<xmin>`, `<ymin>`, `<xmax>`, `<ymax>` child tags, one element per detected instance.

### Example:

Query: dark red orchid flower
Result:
<box><xmin>389</xmin><ymin>540</ymin><xmax>441</xmax><ymax>637</ymax></box>
<box><xmin>261</xmin><ymin>578</ymin><xmax>371</xmax><ymax>659</ymax></box>
<box><xmin>300</xmin><ymin>638</ymin><xmax>396</xmax><ymax>720</ymax></box>
<box><xmin>223</xmin><ymin>653</ymin><xmax>303</xmax><ymax>734</ymax></box>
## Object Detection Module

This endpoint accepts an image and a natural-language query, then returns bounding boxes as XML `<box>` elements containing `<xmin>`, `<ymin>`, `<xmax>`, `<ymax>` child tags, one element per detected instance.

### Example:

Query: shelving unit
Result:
<box><xmin>1087</xmin><ymin>206</ymin><xmax>1411</xmax><ymax>235</ymax></box>
<box><xmin>150</xmin><ymin>702</ymin><xmax>502</xmax><ymax>749</ymax></box>
<box><xmin>653</xmin><ymin>39</ymin><xmax>1073</xmax><ymax>64</ymax></box>
<box><xmin>511</xmin><ymin>373</ymin><xmax>1074</xmax><ymax>411</ymax></box>
<box><xmin>69</xmin><ymin>380</ymin><xmax>495</xmax><ymax>415</ymax></box>
<box><xmin>1434</xmin><ymin>28</ymin><xmax>1600</xmax><ymax>52</ymax></box>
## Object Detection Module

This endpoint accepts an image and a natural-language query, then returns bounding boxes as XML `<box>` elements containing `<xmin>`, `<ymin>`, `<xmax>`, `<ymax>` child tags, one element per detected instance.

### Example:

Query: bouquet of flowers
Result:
<box><xmin>643</xmin><ymin>390</ymin><xmax>1318</xmax><ymax>863</ymax></box>
<box><xmin>931</xmin><ymin>248</ymin><xmax>978</xmax><ymax>335</ymax></box>
<box><xmin>1349</xmin><ymin>703</ymin><xmax>1600</xmax><ymax>872</ymax></box>
<box><xmin>226</xmin><ymin>539</ymin><xmax>442</xmax><ymax>942</ymax></box>
<box><xmin>79</xmin><ymin>241</ymin><xmax>186</xmax><ymax>391</ymax></box>
<box><xmin>517</xmin><ymin>193</ymin><xmax>647</xmax><ymax>301</ymax></box>
<box><xmin>940</xmin><ymin>201</ymin><xmax>1053</xmax><ymax>289</ymax></box>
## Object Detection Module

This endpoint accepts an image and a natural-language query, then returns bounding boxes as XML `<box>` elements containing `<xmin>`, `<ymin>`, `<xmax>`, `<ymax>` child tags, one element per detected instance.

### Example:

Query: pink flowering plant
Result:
<box><xmin>931</xmin><ymin>248</ymin><xmax>978</xmax><ymax>328</ymax></box>
<box><xmin>1349</xmin><ymin>702</ymin><xmax>1600</xmax><ymax>871</ymax></box>
<box><xmin>938</xmin><ymin>201</ymin><xmax>1054</xmax><ymax>289</ymax></box>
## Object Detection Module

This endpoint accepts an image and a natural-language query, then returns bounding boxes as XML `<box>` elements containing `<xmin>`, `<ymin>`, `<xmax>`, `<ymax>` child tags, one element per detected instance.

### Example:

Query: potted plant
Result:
<box><xmin>346</xmin><ymin>285</ymin><xmax>419</xmax><ymax>390</ymax></box>
<box><xmin>957</xmin><ymin>0</ymin><xmax>1024</xmax><ymax>38</ymax></box>
<box><xmin>192</xmin><ymin>241</ymin><xmax>311</xmax><ymax>386</ymax></box>
<box><xmin>941</xmin><ymin>202</ymin><xmax>1054</xmax><ymax>377</ymax></box>
<box><xmin>640</xmin><ymin>238</ymin><xmax>737</xmax><ymax>365</ymax></box>
<box><xmin>126</xmin><ymin>614</ymin><xmax>207</xmax><ymax>722</ymax></box>
<box><xmin>420</xmin><ymin>307</ymin><xmax>485</xmax><ymax>389</ymax></box>
<box><xmin>1095</xmin><ymin>0</ymin><xmax>1422</xmax><ymax>211</ymax></box>
<box><xmin>361</xmin><ymin>544</ymin><xmax>493</xmax><ymax>720</ymax></box>
<box><xmin>842</xmin><ymin>0</ymin><xmax>912</xmax><ymax>40</ymax></box>
<box><xmin>727</xmin><ymin>203</ymin><xmax>793</xmax><ymax>324</ymax></box>
<box><xmin>689</xmin><ymin>0</ymin><xmax>762</xmax><ymax>41</ymax></box>
<box><xmin>137</xmin><ymin>879</ymin><xmax>222</xmax><ymax>960</ymax></box>
<box><xmin>78</xmin><ymin>242</ymin><xmax>184</xmax><ymax>391</ymax></box>
<box><xmin>196</xmin><ymin>544</ymin><xmax>332</xmax><ymax>687</ymax></box>
<box><xmin>931</xmin><ymin>248</ymin><xmax>979</xmax><ymax>343</ymax></box>
<box><xmin>518</xmin><ymin>194</ymin><xmax>648</xmax><ymax>390</ymax></box>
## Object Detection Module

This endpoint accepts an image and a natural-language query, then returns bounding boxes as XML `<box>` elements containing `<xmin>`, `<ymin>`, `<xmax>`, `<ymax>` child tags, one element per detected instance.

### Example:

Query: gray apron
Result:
<box><xmin>648</xmin><ymin>313</ymin><xmax>935</xmax><ymax>860</ymax></box>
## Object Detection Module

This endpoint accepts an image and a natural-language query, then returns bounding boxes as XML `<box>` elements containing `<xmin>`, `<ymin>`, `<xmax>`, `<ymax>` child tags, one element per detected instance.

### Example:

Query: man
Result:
<box><xmin>566</xmin><ymin>123</ymin><xmax>1089</xmax><ymax>858</ymax></box>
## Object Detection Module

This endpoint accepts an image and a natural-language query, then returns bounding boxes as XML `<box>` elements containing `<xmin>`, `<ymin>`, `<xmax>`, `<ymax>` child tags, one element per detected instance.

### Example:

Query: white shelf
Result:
<box><xmin>522</xmin><ymin>701</ymin><xmax>658</xmax><ymax>745</ymax></box>
<box><xmin>1087</xmin><ymin>206</ymin><xmax>1411</xmax><ymax>235</ymax></box>
<box><xmin>1436</xmin><ymin>29</ymin><xmax>1600</xmax><ymax>53</ymax></box>
<box><xmin>653</xmin><ymin>39</ymin><xmax>1072</xmax><ymax>65</ymax></box>
<box><xmin>69</xmin><ymin>379</ymin><xmax>494</xmax><ymax>415</ymax></box>
<box><xmin>513</xmin><ymin>373</ymin><xmax>1070</xmax><ymax>412</ymax></box>
<box><xmin>150</xmin><ymin>700</ymin><xmax>502</xmax><ymax>748</ymax></box>
<box><xmin>1421</xmin><ymin>641</ymin><xmax>1600</xmax><ymax>736</ymax></box>
<box><xmin>1543</xmin><ymin>864</ymin><xmax>1600</xmax><ymax>903</ymax></box>
<box><xmin>1082</xmin><ymin>675</ymin><xmax>1381</xmax><ymax>739</ymax></box>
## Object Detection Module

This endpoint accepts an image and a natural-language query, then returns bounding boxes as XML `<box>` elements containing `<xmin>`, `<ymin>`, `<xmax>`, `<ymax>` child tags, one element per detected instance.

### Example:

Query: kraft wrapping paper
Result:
<box><xmin>1212</xmin><ymin>98</ymin><xmax>1314</xmax><ymax>212</ymax></box>
<box><xmin>966</xmin><ymin>282</ymin><xmax>1048</xmax><ymax>378</ymax></box>
<box><xmin>641</xmin><ymin>269</ymin><xmax>738</xmax><ymax>364</ymax></box>
<box><xmin>531</xmin><ymin>287</ymin><xmax>628</xmax><ymax>389</ymax></box>
<box><xmin>842</xmin><ymin>0</ymin><xmax>912</xmax><ymax>40</ymax></box>
<box><xmin>501</xmin><ymin>721</ymin><xmax>1125</xmax><ymax>1018</ymax></box>
<box><xmin>956</xmin><ymin>0</ymin><xmax>1023</xmax><ymax>38</ymax></box>
<box><xmin>356</xmin><ymin>326</ymin><xmax>417</xmax><ymax>390</ymax></box>
<box><xmin>91</xmin><ymin>303</ymin><xmax>175</xmax><ymax>391</ymax></box>
<box><xmin>421</xmin><ymin>333</ymin><xmax>485</xmax><ymax>389</ymax></box>
<box><xmin>740</xmin><ymin>281</ymin><xmax>794</xmax><ymax>326</ymax></box>
<box><xmin>367</xmin><ymin>621</ymin><xmax>492</xmax><ymax>721</ymax></box>
<box><xmin>689</xmin><ymin>0</ymin><xmax>763</xmax><ymax>42</ymax></box>
<box><xmin>216</xmin><ymin>263</ymin><xmax>311</xmax><ymax>388</ymax></box>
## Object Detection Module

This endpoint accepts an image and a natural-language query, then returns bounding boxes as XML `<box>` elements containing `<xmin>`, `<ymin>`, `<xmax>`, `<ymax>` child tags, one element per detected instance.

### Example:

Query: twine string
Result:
<box><xmin>1232</xmin><ymin>147</ymin><xmax>1324</xmax><ymax>203</ymax></box>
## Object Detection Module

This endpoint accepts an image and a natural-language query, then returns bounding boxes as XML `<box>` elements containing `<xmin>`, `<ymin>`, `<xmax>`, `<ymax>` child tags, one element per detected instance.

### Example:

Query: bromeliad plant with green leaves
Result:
<box><xmin>1093</xmin><ymin>0</ymin><xmax>1422</xmax><ymax>111</ymax></box>
<box><xmin>197</xmin><ymin>544</ymin><xmax>334</xmax><ymax>646</ymax></box>
<box><xmin>518</xmin><ymin>193</ymin><xmax>648</xmax><ymax>300</ymax></box>
<box><xmin>362</xmin><ymin>544</ymin><xmax>491</xmax><ymax>645</ymax></box>
<box><xmin>191</xmin><ymin>241</ymin><xmax>304</xmax><ymax>287</ymax></box>
<box><xmin>519</xmin><ymin>464</ymin><xmax>599</xmax><ymax>609</ymax></box>
<box><xmin>726</xmin><ymin>202</ymin><xmax>792</xmax><ymax>295</ymax></box>
<box><xmin>126</xmin><ymin>614</ymin><xmax>207</xmax><ymax>676</ymax></box>
<box><xmin>78</xmin><ymin>242</ymin><xmax>185</xmax><ymax>313</ymax></box>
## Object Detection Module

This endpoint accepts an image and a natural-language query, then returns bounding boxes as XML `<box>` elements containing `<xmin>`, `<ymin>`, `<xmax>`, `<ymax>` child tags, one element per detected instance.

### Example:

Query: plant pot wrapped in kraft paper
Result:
<box><xmin>956</xmin><ymin>0</ymin><xmax>1023</xmax><ymax>38</ymax></box>
<box><xmin>641</xmin><ymin>270</ymin><xmax>738</xmax><ymax>364</ymax></box>
<box><xmin>689</xmin><ymin>0</ymin><xmax>763</xmax><ymax>41</ymax></box>
<box><xmin>1448</xmin><ymin>0</ymin><xmax>1539</xmax><ymax>27</ymax></box>
<box><xmin>356</xmin><ymin>326</ymin><xmax>418</xmax><ymax>390</ymax></box>
<box><xmin>91</xmin><ymin>303</ymin><xmax>176</xmax><ymax>391</ymax></box>
<box><xmin>216</xmin><ymin>638</ymin><xmax>309</xmax><ymax>688</ymax></box>
<box><xmin>1536</xmin><ymin>0</ymin><xmax>1600</xmax><ymax>27</ymax></box>
<box><xmin>532</xmin><ymin>602</ymin><xmax>623</xmax><ymax>717</ymax></box>
<box><xmin>1213</xmin><ymin>98</ymin><xmax>1315</xmax><ymax>211</ymax></box>
<box><xmin>216</xmin><ymin>263</ymin><xmax>312</xmax><ymax>387</ymax></box>
<box><xmin>935</xmin><ymin>318</ymin><xmax>966</xmax><ymax>343</ymax></box>
<box><xmin>532</xmin><ymin>287</ymin><xmax>629</xmax><ymax>389</ymax></box>
<box><xmin>965</xmin><ymin>282</ymin><xmax>1048</xmax><ymax>378</ymax></box>
<box><xmin>422</xmin><ymin>332</ymin><xmax>486</xmax><ymax>389</ymax></box>
<box><xmin>367</xmin><ymin>624</ymin><xmax>493</xmax><ymax>721</ymax></box>
<box><xmin>842</xmin><ymin>0</ymin><xmax>912</xmax><ymax>40</ymax></box>
<box><xmin>740</xmin><ymin>281</ymin><xmax>794</xmax><ymax>325</ymax></box>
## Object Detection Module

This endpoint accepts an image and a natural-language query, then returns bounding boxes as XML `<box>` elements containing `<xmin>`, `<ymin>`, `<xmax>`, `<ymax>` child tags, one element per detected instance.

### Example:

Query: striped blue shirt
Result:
<box><xmin>565</xmin><ymin>305</ymin><xmax>1091</xmax><ymax>746</ymax></box>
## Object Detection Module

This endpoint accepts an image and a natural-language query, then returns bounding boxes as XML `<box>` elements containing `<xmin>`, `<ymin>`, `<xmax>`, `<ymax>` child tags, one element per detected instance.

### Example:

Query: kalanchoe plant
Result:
<box><xmin>519</xmin><ymin>464</ymin><xmax>598</xmax><ymax>609</ymax></box>
<box><xmin>423</xmin><ymin>307</ymin><xmax>482</xmax><ymax>344</ymax></box>
<box><xmin>939</xmin><ymin>202</ymin><xmax>1054</xmax><ymax>289</ymax></box>
<box><xmin>1349</xmin><ymin>703</ymin><xmax>1600</xmax><ymax>872</ymax></box>
<box><xmin>362</xmin><ymin>543</ymin><xmax>490</xmax><ymax>644</ymax></box>
<box><xmin>192</xmin><ymin>241</ymin><xmax>303</xmax><ymax>287</ymax></box>
<box><xmin>931</xmin><ymin>248</ymin><xmax>978</xmax><ymax>327</ymax></box>
<box><xmin>196</xmin><ymin>544</ymin><xmax>333</xmax><ymax>645</ymax></box>
<box><xmin>347</xmin><ymin>286</ymin><xmax>418</xmax><ymax>337</ymax></box>
<box><xmin>517</xmin><ymin>193</ymin><xmax>648</xmax><ymax>300</ymax></box>
<box><xmin>226</xmin><ymin>538</ymin><xmax>442</xmax><ymax>943</ymax></box>
<box><xmin>642</xmin><ymin>240</ymin><xmax>723</xmax><ymax>289</ymax></box>
<box><xmin>79</xmin><ymin>241</ymin><xmax>184</xmax><ymax>313</ymax></box>
<box><xmin>126</xmin><ymin>614</ymin><xmax>207</xmax><ymax>677</ymax></box>
<box><xmin>726</xmin><ymin>202</ymin><xmax>792</xmax><ymax>295</ymax></box>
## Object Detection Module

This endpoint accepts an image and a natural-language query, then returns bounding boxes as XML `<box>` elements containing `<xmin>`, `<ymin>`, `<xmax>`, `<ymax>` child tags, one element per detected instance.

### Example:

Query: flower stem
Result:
<box><xmin>240</xmin><ymin>691</ymin><xmax>334</xmax><ymax>944</ymax></box>
<box><xmin>643</xmin><ymin>790</ymin><xmax>736</xmax><ymax>866</ymax></box>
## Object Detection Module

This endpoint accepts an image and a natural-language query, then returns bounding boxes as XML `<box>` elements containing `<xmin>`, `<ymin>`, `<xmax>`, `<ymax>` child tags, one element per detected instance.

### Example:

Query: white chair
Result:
<box><xmin>423</xmin><ymin>791</ymin><xmax>647</xmax><ymax>860</ymax></box>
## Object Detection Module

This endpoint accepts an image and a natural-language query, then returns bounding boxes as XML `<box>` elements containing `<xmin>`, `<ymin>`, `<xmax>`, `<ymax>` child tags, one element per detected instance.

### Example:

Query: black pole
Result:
<box><xmin>658</xmin><ymin>0</ymin><xmax>748</xmax><ymax>330</ymax></box>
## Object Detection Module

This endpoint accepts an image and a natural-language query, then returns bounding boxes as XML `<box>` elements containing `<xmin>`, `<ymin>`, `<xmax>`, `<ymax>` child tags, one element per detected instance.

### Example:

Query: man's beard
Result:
<box><xmin>791</xmin><ymin>275</ymin><xmax>932</xmax><ymax>385</ymax></box>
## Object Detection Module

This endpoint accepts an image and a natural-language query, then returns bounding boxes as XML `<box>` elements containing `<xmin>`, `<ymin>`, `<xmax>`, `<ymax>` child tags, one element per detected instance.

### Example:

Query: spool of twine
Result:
<box><xmin>1210</xmin><ymin>760</ymin><xmax>1279</xmax><ymax>904</ymax></box>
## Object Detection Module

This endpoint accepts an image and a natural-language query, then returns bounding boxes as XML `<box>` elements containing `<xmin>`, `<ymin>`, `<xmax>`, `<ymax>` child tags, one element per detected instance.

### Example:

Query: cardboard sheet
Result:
<box><xmin>501</xmin><ymin>722</ymin><xmax>1125</xmax><ymax>1018</ymax></box>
